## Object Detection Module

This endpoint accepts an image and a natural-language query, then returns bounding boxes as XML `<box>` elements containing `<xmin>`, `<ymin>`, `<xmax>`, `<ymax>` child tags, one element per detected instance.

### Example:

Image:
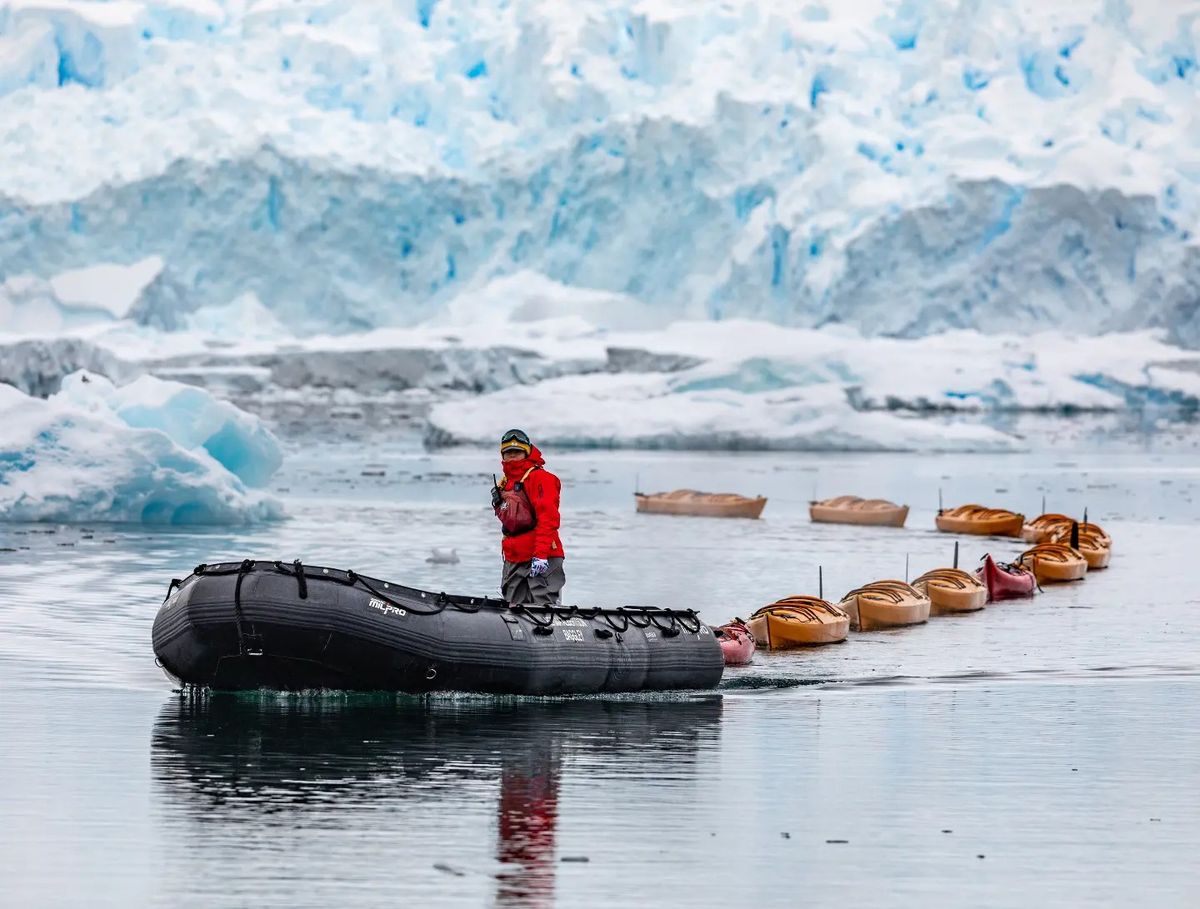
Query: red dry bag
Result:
<box><xmin>495</xmin><ymin>467</ymin><xmax>539</xmax><ymax>537</ymax></box>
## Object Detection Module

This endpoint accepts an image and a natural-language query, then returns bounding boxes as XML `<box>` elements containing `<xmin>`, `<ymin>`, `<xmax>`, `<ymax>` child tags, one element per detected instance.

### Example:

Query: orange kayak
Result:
<box><xmin>809</xmin><ymin>496</ymin><xmax>908</xmax><ymax>527</ymax></box>
<box><xmin>911</xmin><ymin>568</ymin><xmax>987</xmax><ymax>615</ymax></box>
<box><xmin>1024</xmin><ymin>513</ymin><xmax>1113</xmax><ymax>550</ymax></box>
<box><xmin>837</xmin><ymin>580</ymin><xmax>930</xmax><ymax>632</ymax></box>
<box><xmin>1016</xmin><ymin>543</ymin><xmax>1088</xmax><ymax>583</ymax></box>
<box><xmin>1048</xmin><ymin>525</ymin><xmax>1111</xmax><ymax>569</ymax></box>
<box><xmin>935</xmin><ymin>505</ymin><xmax>1024</xmax><ymax>537</ymax></box>
<box><xmin>1020</xmin><ymin>513</ymin><xmax>1076</xmax><ymax>543</ymax></box>
<box><xmin>746</xmin><ymin>597</ymin><xmax>849</xmax><ymax>648</ymax></box>
<box><xmin>635</xmin><ymin>490</ymin><xmax>767</xmax><ymax>519</ymax></box>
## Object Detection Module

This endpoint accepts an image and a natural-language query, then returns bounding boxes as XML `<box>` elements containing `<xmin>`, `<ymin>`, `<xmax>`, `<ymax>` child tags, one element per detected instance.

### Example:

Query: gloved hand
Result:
<box><xmin>529</xmin><ymin>557</ymin><xmax>550</xmax><ymax>577</ymax></box>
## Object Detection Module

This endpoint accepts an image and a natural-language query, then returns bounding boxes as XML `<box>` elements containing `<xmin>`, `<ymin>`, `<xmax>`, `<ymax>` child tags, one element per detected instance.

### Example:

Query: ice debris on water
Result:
<box><xmin>0</xmin><ymin>371</ymin><xmax>283</xmax><ymax>524</ymax></box>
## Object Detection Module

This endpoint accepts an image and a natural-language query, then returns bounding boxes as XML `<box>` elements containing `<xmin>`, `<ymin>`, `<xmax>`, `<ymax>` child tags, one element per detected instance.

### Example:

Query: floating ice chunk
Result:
<box><xmin>0</xmin><ymin>258</ymin><xmax>163</xmax><ymax>336</ymax></box>
<box><xmin>54</xmin><ymin>371</ymin><xmax>282</xmax><ymax>487</ymax></box>
<box><xmin>0</xmin><ymin>378</ymin><xmax>282</xmax><ymax>524</ymax></box>
<box><xmin>49</xmin><ymin>256</ymin><xmax>164</xmax><ymax>319</ymax></box>
<box><xmin>182</xmin><ymin>292</ymin><xmax>291</xmax><ymax>340</ymax></box>
<box><xmin>427</xmin><ymin>372</ymin><xmax>1019</xmax><ymax>453</ymax></box>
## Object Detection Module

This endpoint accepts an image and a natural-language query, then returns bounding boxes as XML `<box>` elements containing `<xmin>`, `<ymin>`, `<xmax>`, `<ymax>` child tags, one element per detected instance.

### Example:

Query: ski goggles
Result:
<box><xmin>500</xmin><ymin>428</ymin><xmax>532</xmax><ymax>455</ymax></box>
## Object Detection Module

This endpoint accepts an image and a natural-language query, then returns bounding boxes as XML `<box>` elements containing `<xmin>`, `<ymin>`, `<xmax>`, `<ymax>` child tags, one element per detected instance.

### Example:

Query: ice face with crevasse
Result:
<box><xmin>0</xmin><ymin>0</ymin><xmax>1197</xmax><ymax>344</ymax></box>
<box><xmin>0</xmin><ymin>372</ymin><xmax>283</xmax><ymax>524</ymax></box>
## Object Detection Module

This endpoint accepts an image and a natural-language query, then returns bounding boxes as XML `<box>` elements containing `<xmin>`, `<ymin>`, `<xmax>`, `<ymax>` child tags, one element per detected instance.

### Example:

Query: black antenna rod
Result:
<box><xmin>905</xmin><ymin>553</ymin><xmax>910</xmax><ymax>583</ymax></box>
<box><xmin>953</xmin><ymin>540</ymin><xmax>959</xmax><ymax>570</ymax></box>
<box><xmin>819</xmin><ymin>565</ymin><xmax>824</xmax><ymax>600</ymax></box>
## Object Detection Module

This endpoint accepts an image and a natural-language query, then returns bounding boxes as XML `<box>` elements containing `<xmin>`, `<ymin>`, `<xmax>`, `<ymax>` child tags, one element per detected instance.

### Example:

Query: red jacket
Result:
<box><xmin>498</xmin><ymin>446</ymin><xmax>564</xmax><ymax>563</ymax></box>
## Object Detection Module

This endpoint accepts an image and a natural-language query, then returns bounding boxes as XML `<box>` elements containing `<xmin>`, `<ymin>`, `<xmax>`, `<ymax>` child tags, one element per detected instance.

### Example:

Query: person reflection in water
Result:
<box><xmin>491</xmin><ymin>429</ymin><xmax>565</xmax><ymax>606</ymax></box>
<box><xmin>494</xmin><ymin>741</ymin><xmax>563</xmax><ymax>908</ymax></box>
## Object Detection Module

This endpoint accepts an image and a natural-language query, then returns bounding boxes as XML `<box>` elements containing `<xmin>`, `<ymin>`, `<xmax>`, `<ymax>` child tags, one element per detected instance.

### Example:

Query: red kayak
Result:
<box><xmin>975</xmin><ymin>553</ymin><xmax>1037</xmax><ymax>601</ymax></box>
<box><xmin>714</xmin><ymin>620</ymin><xmax>755</xmax><ymax>666</ymax></box>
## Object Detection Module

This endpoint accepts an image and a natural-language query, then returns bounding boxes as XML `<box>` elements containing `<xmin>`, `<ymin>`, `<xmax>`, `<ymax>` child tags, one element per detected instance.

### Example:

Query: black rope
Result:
<box><xmin>624</xmin><ymin>608</ymin><xmax>652</xmax><ymax>629</ymax></box>
<box><xmin>194</xmin><ymin>560</ymin><xmax>709</xmax><ymax>630</ymax></box>
<box><xmin>510</xmin><ymin>604</ymin><xmax>556</xmax><ymax>627</ymax></box>
<box><xmin>232</xmin><ymin>559</ymin><xmax>253</xmax><ymax>656</ymax></box>
<box><xmin>293</xmin><ymin>559</ymin><xmax>307</xmax><ymax>599</ymax></box>
<box><xmin>603</xmin><ymin>610</ymin><xmax>630</xmax><ymax>632</ymax></box>
<box><xmin>649</xmin><ymin>610</ymin><xmax>680</xmax><ymax>633</ymax></box>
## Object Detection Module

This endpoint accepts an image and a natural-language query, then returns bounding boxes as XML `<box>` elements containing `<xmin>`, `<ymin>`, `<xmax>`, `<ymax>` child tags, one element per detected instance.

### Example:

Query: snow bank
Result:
<box><xmin>426</xmin><ymin>373</ymin><xmax>1018</xmax><ymax>453</ymax></box>
<box><xmin>0</xmin><ymin>371</ymin><xmax>283</xmax><ymax>523</ymax></box>
<box><xmin>593</xmin><ymin>321</ymin><xmax>1200</xmax><ymax>413</ymax></box>
<box><xmin>0</xmin><ymin>1</ymin><xmax>1197</xmax><ymax>343</ymax></box>
<box><xmin>424</xmin><ymin>319</ymin><xmax>1200</xmax><ymax>452</ymax></box>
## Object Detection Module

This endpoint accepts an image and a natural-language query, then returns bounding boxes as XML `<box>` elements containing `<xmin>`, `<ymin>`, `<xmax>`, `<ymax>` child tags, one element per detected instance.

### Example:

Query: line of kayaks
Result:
<box><xmin>711</xmin><ymin>510</ymin><xmax>1113</xmax><ymax>666</ymax></box>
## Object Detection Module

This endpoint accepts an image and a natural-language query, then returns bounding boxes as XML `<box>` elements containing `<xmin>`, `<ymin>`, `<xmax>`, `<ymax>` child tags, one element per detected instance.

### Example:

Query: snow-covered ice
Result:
<box><xmin>426</xmin><ymin>372</ymin><xmax>1019</xmax><ymax>452</ymax></box>
<box><xmin>0</xmin><ymin>371</ymin><xmax>283</xmax><ymax>523</ymax></box>
<box><xmin>0</xmin><ymin>1</ymin><xmax>1197</xmax><ymax>344</ymax></box>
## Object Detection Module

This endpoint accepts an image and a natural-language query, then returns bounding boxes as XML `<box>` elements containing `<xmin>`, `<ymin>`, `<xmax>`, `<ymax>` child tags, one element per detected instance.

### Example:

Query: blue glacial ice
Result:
<box><xmin>0</xmin><ymin>371</ymin><xmax>283</xmax><ymax>524</ymax></box>
<box><xmin>0</xmin><ymin>1</ymin><xmax>1197</xmax><ymax>345</ymax></box>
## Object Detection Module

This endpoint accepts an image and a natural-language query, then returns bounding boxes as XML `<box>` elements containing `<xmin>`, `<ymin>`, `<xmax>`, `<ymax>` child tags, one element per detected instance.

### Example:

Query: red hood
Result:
<box><xmin>501</xmin><ymin>445</ymin><xmax>545</xmax><ymax>482</ymax></box>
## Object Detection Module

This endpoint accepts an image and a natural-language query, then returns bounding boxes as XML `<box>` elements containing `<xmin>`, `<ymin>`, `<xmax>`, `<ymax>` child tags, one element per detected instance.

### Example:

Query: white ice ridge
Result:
<box><xmin>0</xmin><ymin>1</ymin><xmax>1198</xmax><ymax>343</ymax></box>
<box><xmin>426</xmin><ymin>373</ymin><xmax>1019</xmax><ymax>453</ymax></box>
<box><xmin>423</xmin><ymin>317</ymin><xmax>1200</xmax><ymax>451</ymax></box>
<box><xmin>0</xmin><ymin>371</ymin><xmax>283</xmax><ymax>523</ymax></box>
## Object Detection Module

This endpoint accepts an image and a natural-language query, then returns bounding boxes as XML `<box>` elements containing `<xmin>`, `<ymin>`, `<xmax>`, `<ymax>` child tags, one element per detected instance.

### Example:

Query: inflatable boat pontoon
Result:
<box><xmin>152</xmin><ymin>560</ymin><xmax>724</xmax><ymax>694</ymax></box>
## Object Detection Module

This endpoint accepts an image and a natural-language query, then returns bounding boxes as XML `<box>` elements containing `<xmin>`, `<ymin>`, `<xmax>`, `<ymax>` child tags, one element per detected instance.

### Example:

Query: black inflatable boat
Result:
<box><xmin>152</xmin><ymin>560</ymin><xmax>724</xmax><ymax>694</ymax></box>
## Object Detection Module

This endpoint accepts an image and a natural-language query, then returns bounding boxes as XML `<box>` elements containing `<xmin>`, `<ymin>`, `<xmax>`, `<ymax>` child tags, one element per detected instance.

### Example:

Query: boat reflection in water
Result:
<box><xmin>151</xmin><ymin>694</ymin><xmax>722</xmax><ymax>907</ymax></box>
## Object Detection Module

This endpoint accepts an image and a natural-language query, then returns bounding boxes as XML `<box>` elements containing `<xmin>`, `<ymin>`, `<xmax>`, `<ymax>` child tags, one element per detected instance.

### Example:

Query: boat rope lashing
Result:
<box><xmin>232</xmin><ymin>559</ymin><xmax>260</xmax><ymax>657</ymax></box>
<box><xmin>292</xmin><ymin>559</ymin><xmax>308</xmax><ymax>599</ymax></box>
<box><xmin>604</xmin><ymin>610</ymin><xmax>630</xmax><ymax>632</ymax></box>
<box><xmin>677</xmin><ymin>610</ymin><xmax>702</xmax><ymax>634</ymax></box>
<box><xmin>511</xmin><ymin>604</ymin><xmax>556</xmax><ymax>628</ymax></box>
<box><xmin>624</xmin><ymin>608</ymin><xmax>652</xmax><ymax>629</ymax></box>
<box><xmin>649</xmin><ymin>610</ymin><xmax>680</xmax><ymax>634</ymax></box>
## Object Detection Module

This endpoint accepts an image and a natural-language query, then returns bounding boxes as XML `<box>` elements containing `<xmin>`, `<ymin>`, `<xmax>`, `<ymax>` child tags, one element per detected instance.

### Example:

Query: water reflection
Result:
<box><xmin>151</xmin><ymin>695</ymin><xmax>721</xmax><ymax>907</ymax></box>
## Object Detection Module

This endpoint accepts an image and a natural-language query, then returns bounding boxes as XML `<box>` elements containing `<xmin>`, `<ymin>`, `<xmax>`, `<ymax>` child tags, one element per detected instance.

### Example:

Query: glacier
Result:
<box><xmin>0</xmin><ymin>0</ymin><xmax>1198</xmax><ymax>344</ymax></box>
<box><xmin>0</xmin><ymin>370</ymin><xmax>283</xmax><ymax>523</ymax></box>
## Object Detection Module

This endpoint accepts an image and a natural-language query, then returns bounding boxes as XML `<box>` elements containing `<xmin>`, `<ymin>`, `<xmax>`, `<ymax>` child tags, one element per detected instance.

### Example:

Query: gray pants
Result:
<box><xmin>502</xmin><ymin>558</ymin><xmax>566</xmax><ymax>607</ymax></box>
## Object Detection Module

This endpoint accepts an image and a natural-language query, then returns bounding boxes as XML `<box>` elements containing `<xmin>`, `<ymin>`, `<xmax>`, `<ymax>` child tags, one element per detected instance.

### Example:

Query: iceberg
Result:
<box><xmin>425</xmin><ymin>319</ymin><xmax>1200</xmax><ymax>451</ymax></box>
<box><xmin>426</xmin><ymin>373</ymin><xmax>1020</xmax><ymax>453</ymax></box>
<box><xmin>0</xmin><ymin>371</ymin><xmax>283</xmax><ymax>524</ymax></box>
<box><xmin>0</xmin><ymin>1</ymin><xmax>1196</xmax><ymax>343</ymax></box>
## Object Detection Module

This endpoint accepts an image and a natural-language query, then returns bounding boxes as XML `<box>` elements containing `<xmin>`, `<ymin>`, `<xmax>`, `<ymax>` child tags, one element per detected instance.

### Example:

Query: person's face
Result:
<box><xmin>501</xmin><ymin>448</ymin><xmax>525</xmax><ymax>462</ymax></box>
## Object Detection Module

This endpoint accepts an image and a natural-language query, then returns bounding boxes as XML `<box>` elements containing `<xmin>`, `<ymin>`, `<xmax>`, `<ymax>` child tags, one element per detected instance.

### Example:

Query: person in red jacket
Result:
<box><xmin>492</xmin><ymin>429</ymin><xmax>565</xmax><ymax>606</ymax></box>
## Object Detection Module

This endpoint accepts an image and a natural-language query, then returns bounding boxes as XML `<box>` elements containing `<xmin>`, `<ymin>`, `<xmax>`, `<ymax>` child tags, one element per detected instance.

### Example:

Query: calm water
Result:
<box><xmin>2</xmin><ymin>429</ymin><xmax>1199</xmax><ymax>906</ymax></box>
